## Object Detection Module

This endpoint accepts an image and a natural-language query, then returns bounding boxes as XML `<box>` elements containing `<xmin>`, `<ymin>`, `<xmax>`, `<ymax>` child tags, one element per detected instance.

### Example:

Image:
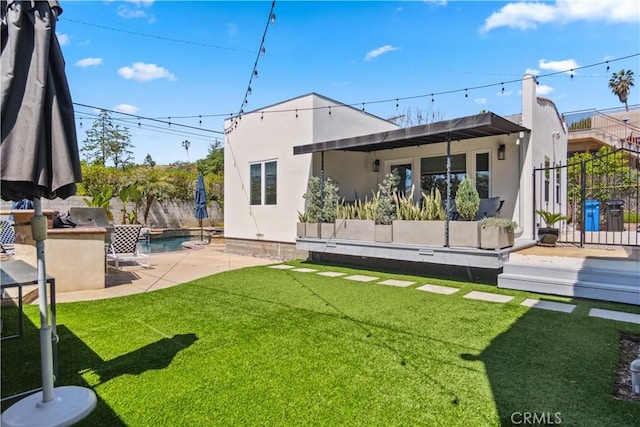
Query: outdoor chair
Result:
<box><xmin>476</xmin><ymin>197</ymin><xmax>504</xmax><ymax>220</ymax></box>
<box><xmin>0</xmin><ymin>220</ymin><xmax>15</xmax><ymax>255</ymax></box>
<box><xmin>106</xmin><ymin>224</ymin><xmax>150</xmax><ymax>270</ymax></box>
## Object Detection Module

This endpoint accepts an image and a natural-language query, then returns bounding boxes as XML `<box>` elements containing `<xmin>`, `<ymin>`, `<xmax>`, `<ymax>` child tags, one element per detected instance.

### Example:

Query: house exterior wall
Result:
<box><xmin>519</xmin><ymin>74</ymin><xmax>568</xmax><ymax>239</ymax></box>
<box><xmin>223</xmin><ymin>94</ymin><xmax>397</xmax><ymax>244</ymax></box>
<box><xmin>224</xmin><ymin>77</ymin><xmax>566</xmax><ymax>253</ymax></box>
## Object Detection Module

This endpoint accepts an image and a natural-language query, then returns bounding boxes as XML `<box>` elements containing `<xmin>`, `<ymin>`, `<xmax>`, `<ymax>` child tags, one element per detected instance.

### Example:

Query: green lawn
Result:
<box><xmin>2</xmin><ymin>261</ymin><xmax>639</xmax><ymax>426</ymax></box>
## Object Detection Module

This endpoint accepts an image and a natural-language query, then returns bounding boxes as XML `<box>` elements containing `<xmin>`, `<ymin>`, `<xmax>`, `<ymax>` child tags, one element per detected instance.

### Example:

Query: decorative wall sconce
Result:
<box><xmin>497</xmin><ymin>144</ymin><xmax>506</xmax><ymax>161</ymax></box>
<box><xmin>372</xmin><ymin>159</ymin><xmax>380</xmax><ymax>172</ymax></box>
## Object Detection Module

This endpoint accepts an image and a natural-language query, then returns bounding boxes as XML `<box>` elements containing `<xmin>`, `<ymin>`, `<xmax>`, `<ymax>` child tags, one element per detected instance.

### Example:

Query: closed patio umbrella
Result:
<box><xmin>194</xmin><ymin>173</ymin><xmax>209</xmax><ymax>241</ymax></box>
<box><xmin>1</xmin><ymin>1</ymin><xmax>96</xmax><ymax>425</ymax></box>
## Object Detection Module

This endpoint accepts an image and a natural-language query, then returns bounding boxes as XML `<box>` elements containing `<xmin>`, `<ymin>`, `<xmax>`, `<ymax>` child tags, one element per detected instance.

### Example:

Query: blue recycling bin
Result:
<box><xmin>584</xmin><ymin>199</ymin><xmax>600</xmax><ymax>231</ymax></box>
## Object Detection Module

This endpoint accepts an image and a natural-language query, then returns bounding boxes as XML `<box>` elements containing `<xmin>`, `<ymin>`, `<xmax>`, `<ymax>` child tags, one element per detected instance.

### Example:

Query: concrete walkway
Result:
<box><xmin>22</xmin><ymin>243</ymin><xmax>276</xmax><ymax>304</ymax></box>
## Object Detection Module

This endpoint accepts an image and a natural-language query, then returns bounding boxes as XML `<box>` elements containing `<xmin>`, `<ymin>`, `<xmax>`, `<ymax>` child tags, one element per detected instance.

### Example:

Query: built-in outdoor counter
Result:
<box><xmin>1</xmin><ymin>210</ymin><xmax>107</xmax><ymax>293</ymax></box>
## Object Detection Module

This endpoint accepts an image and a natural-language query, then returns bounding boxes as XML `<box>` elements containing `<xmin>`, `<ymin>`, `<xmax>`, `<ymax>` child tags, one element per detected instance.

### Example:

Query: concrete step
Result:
<box><xmin>502</xmin><ymin>260</ymin><xmax>639</xmax><ymax>287</ymax></box>
<box><xmin>498</xmin><ymin>272</ymin><xmax>639</xmax><ymax>305</ymax></box>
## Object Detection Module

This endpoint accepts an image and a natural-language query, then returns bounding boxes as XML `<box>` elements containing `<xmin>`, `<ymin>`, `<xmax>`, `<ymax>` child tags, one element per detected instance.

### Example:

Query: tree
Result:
<box><xmin>609</xmin><ymin>69</ymin><xmax>635</xmax><ymax>112</ymax></box>
<box><xmin>134</xmin><ymin>167</ymin><xmax>176</xmax><ymax>226</ymax></box>
<box><xmin>109</xmin><ymin>125</ymin><xmax>135</xmax><ymax>169</ymax></box>
<box><xmin>196</xmin><ymin>140</ymin><xmax>224</xmax><ymax>175</ymax></box>
<box><xmin>387</xmin><ymin>106</ymin><xmax>444</xmax><ymax>128</ymax></box>
<box><xmin>81</xmin><ymin>110</ymin><xmax>135</xmax><ymax>167</ymax></box>
<box><xmin>182</xmin><ymin>139</ymin><xmax>191</xmax><ymax>162</ymax></box>
<box><xmin>143</xmin><ymin>154</ymin><xmax>156</xmax><ymax>167</ymax></box>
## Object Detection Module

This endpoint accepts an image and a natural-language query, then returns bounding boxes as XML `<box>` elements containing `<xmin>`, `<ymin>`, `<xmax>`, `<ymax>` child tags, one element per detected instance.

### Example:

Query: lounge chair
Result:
<box><xmin>106</xmin><ymin>224</ymin><xmax>150</xmax><ymax>269</ymax></box>
<box><xmin>0</xmin><ymin>220</ymin><xmax>15</xmax><ymax>255</ymax></box>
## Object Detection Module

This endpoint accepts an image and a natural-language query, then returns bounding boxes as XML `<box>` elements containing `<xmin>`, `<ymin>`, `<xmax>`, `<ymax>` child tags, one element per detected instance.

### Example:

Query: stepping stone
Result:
<box><xmin>589</xmin><ymin>308</ymin><xmax>640</xmax><ymax>325</ymax></box>
<box><xmin>344</xmin><ymin>275</ymin><xmax>379</xmax><ymax>282</ymax></box>
<box><xmin>416</xmin><ymin>284</ymin><xmax>460</xmax><ymax>295</ymax></box>
<box><xmin>463</xmin><ymin>291</ymin><xmax>513</xmax><ymax>304</ymax></box>
<box><xmin>291</xmin><ymin>268</ymin><xmax>318</xmax><ymax>273</ymax></box>
<box><xmin>317</xmin><ymin>271</ymin><xmax>346</xmax><ymax>277</ymax></box>
<box><xmin>521</xmin><ymin>299</ymin><xmax>576</xmax><ymax>313</ymax></box>
<box><xmin>378</xmin><ymin>279</ymin><xmax>415</xmax><ymax>288</ymax></box>
<box><xmin>269</xmin><ymin>264</ymin><xmax>295</xmax><ymax>269</ymax></box>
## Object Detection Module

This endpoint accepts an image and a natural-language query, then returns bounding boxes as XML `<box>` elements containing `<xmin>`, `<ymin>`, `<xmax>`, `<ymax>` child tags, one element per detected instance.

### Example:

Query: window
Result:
<box><xmin>250</xmin><ymin>161</ymin><xmax>278</xmax><ymax>206</ymax></box>
<box><xmin>250</xmin><ymin>163</ymin><xmax>262</xmax><ymax>205</ymax></box>
<box><xmin>390</xmin><ymin>163</ymin><xmax>412</xmax><ymax>196</ymax></box>
<box><xmin>420</xmin><ymin>154</ymin><xmax>466</xmax><ymax>198</ymax></box>
<box><xmin>475</xmin><ymin>152</ymin><xmax>490</xmax><ymax>198</ymax></box>
<box><xmin>265</xmin><ymin>161</ymin><xmax>277</xmax><ymax>205</ymax></box>
<box><xmin>555</xmin><ymin>166</ymin><xmax>561</xmax><ymax>204</ymax></box>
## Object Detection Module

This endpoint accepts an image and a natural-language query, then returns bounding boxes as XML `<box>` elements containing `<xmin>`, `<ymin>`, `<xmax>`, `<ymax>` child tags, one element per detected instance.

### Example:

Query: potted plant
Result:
<box><xmin>302</xmin><ymin>175</ymin><xmax>340</xmax><ymax>239</ymax></box>
<box><xmin>480</xmin><ymin>217</ymin><xmax>517</xmax><ymax>249</ymax></box>
<box><xmin>536</xmin><ymin>210</ymin><xmax>568</xmax><ymax>247</ymax></box>
<box><xmin>335</xmin><ymin>199</ymin><xmax>375</xmax><ymax>241</ymax></box>
<box><xmin>450</xmin><ymin>176</ymin><xmax>481</xmax><ymax>248</ymax></box>
<box><xmin>392</xmin><ymin>187</ymin><xmax>446</xmax><ymax>246</ymax></box>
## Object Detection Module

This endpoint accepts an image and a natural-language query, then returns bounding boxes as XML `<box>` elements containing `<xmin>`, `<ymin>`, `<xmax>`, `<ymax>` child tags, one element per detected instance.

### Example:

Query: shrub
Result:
<box><xmin>480</xmin><ymin>217</ymin><xmax>518</xmax><ymax>232</ymax></box>
<box><xmin>455</xmin><ymin>176</ymin><xmax>480</xmax><ymax>221</ymax></box>
<box><xmin>303</xmin><ymin>176</ymin><xmax>340</xmax><ymax>223</ymax></box>
<box><xmin>421</xmin><ymin>188</ymin><xmax>446</xmax><ymax>220</ymax></box>
<box><xmin>375</xmin><ymin>171</ymin><xmax>400</xmax><ymax>224</ymax></box>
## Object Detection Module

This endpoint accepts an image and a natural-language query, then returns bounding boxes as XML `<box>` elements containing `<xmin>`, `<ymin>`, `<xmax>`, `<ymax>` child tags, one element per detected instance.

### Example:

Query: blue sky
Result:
<box><xmin>58</xmin><ymin>1</ymin><xmax>640</xmax><ymax>165</ymax></box>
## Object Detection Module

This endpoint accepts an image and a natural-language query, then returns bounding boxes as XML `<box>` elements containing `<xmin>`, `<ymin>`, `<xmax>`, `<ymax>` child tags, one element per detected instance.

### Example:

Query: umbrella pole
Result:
<box><xmin>33</xmin><ymin>198</ymin><xmax>55</xmax><ymax>403</ymax></box>
<box><xmin>2</xmin><ymin>200</ymin><xmax>98</xmax><ymax>426</ymax></box>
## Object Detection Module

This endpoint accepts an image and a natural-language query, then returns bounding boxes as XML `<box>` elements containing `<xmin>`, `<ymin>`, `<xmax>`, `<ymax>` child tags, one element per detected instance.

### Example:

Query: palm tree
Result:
<box><xmin>608</xmin><ymin>69</ymin><xmax>635</xmax><ymax>111</ymax></box>
<box><xmin>134</xmin><ymin>167</ymin><xmax>176</xmax><ymax>226</ymax></box>
<box><xmin>182</xmin><ymin>139</ymin><xmax>191</xmax><ymax>162</ymax></box>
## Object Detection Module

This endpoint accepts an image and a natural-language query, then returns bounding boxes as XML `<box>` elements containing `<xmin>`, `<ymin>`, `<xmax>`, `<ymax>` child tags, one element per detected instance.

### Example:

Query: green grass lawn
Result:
<box><xmin>2</xmin><ymin>261</ymin><xmax>639</xmax><ymax>426</ymax></box>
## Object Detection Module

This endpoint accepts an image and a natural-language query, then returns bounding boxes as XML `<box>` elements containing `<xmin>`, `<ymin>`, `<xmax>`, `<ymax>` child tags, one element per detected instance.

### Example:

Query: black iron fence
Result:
<box><xmin>533</xmin><ymin>147</ymin><xmax>640</xmax><ymax>246</ymax></box>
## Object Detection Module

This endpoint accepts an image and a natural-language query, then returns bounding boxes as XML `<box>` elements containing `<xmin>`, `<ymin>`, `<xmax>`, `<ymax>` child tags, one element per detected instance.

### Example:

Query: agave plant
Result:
<box><xmin>536</xmin><ymin>210</ymin><xmax>568</xmax><ymax>228</ymax></box>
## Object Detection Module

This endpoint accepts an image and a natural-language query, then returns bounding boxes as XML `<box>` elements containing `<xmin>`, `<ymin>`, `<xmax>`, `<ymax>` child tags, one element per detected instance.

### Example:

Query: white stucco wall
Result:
<box><xmin>519</xmin><ymin>74</ymin><xmax>568</xmax><ymax>240</ymax></box>
<box><xmin>224</xmin><ymin>94</ymin><xmax>398</xmax><ymax>243</ymax></box>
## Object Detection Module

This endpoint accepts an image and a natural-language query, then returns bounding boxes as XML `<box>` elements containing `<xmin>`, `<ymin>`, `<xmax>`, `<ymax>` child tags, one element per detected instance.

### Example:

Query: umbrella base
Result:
<box><xmin>1</xmin><ymin>386</ymin><xmax>96</xmax><ymax>427</ymax></box>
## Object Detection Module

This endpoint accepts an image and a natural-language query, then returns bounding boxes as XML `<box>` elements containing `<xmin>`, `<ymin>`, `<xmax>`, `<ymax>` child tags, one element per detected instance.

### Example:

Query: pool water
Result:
<box><xmin>138</xmin><ymin>236</ymin><xmax>201</xmax><ymax>253</ymax></box>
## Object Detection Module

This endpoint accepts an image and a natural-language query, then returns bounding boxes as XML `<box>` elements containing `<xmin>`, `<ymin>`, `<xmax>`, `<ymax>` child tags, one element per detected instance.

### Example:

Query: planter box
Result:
<box><xmin>480</xmin><ymin>226</ymin><xmax>514</xmax><ymax>249</ymax></box>
<box><xmin>296</xmin><ymin>222</ymin><xmax>306</xmax><ymax>238</ymax></box>
<box><xmin>305</xmin><ymin>222</ymin><xmax>320</xmax><ymax>239</ymax></box>
<box><xmin>320</xmin><ymin>223</ymin><xmax>335</xmax><ymax>239</ymax></box>
<box><xmin>335</xmin><ymin>219</ymin><xmax>375</xmax><ymax>241</ymax></box>
<box><xmin>449</xmin><ymin>221</ymin><xmax>480</xmax><ymax>248</ymax></box>
<box><xmin>375</xmin><ymin>224</ymin><xmax>393</xmax><ymax>243</ymax></box>
<box><xmin>393</xmin><ymin>220</ymin><xmax>446</xmax><ymax>246</ymax></box>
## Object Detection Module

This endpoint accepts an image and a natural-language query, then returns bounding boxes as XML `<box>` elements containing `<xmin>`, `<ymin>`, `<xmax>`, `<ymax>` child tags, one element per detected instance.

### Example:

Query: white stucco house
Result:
<box><xmin>224</xmin><ymin>74</ymin><xmax>568</xmax><ymax>266</ymax></box>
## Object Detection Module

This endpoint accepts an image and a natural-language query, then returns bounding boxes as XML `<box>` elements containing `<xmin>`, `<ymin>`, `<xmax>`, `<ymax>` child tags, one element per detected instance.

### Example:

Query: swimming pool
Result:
<box><xmin>138</xmin><ymin>236</ymin><xmax>201</xmax><ymax>253</ymax></box>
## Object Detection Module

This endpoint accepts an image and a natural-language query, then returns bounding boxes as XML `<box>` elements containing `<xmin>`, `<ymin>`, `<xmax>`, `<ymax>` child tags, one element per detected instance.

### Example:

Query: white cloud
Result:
<box><xmin>524</xmin><ymin>68</ymin><xmax>540</xmax><ymax>76</ymax></box>
<box><xmin>57</xmin><ymin>33</ymin><xmax>69</xmax><ymax>46</ymax></box>
<box><xmin>118</xmin><ymin>0</ymin><xmax>155</xmax><ymax>22</ymax></box>
<box><xmin>539</xmin><ymin>58</ymin><xmax>579</xmax><ymax>75</ymax></box>
<box><xmin>481</xmin><ymin>0</ymin><xmax>639</xmax><ymax>32</ymax></box>
<box><xmin>118</xmin><ymin>62</ymin><xmax>176</xmax><ymax>82</ymax></box>
<box><xmin>114</xmin><ymin>104</ymin><xmax>139</xmax><ymax>114</ymax></box>
<box><xmin>75</xmin><ymin>57</ymin><xmax>103</xmax><ymax>68</ymax></box>
<box><xmin>536</xmin><ymin>84</ymin><xmax>554</xmax><ymax>95</ymax></box>
<box><xmin>365</xmin><ymin>45</ymin><xmax>399</xmax><ymax>61</ymax></box>
<box><xmin>475</xmin><ymin>97</ymin><xmax>488</xmax><ymax>105</ymax></box>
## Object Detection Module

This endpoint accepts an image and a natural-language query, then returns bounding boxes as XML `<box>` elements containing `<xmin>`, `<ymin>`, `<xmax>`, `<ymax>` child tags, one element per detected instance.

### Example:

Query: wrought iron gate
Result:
<box><xmin>533</xmin><ymin>147</ymin><xmax>640</xmax><ymax>246</ymax></box>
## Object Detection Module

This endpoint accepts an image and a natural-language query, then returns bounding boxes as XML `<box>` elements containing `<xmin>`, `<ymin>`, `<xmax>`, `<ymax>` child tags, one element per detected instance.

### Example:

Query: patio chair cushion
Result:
<box><xmin>476</xmin><ymin>197</ymin><xmax>504</xmax><ymax>220</ymax></box>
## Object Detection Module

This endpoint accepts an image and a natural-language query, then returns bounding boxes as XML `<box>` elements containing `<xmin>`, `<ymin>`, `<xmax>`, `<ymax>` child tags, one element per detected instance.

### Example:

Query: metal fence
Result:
<box><xmin>533</xmin><ymin>147</ymin><xmax>640</xmax><ymax>246</ymax></box>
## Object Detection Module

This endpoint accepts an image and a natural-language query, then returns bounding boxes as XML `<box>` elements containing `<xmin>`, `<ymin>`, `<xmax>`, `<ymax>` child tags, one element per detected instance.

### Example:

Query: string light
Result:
<box><xmin>226</xmin><ymin>0</ymin><xmax>276</xmax><ymax>135</ymax></box>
